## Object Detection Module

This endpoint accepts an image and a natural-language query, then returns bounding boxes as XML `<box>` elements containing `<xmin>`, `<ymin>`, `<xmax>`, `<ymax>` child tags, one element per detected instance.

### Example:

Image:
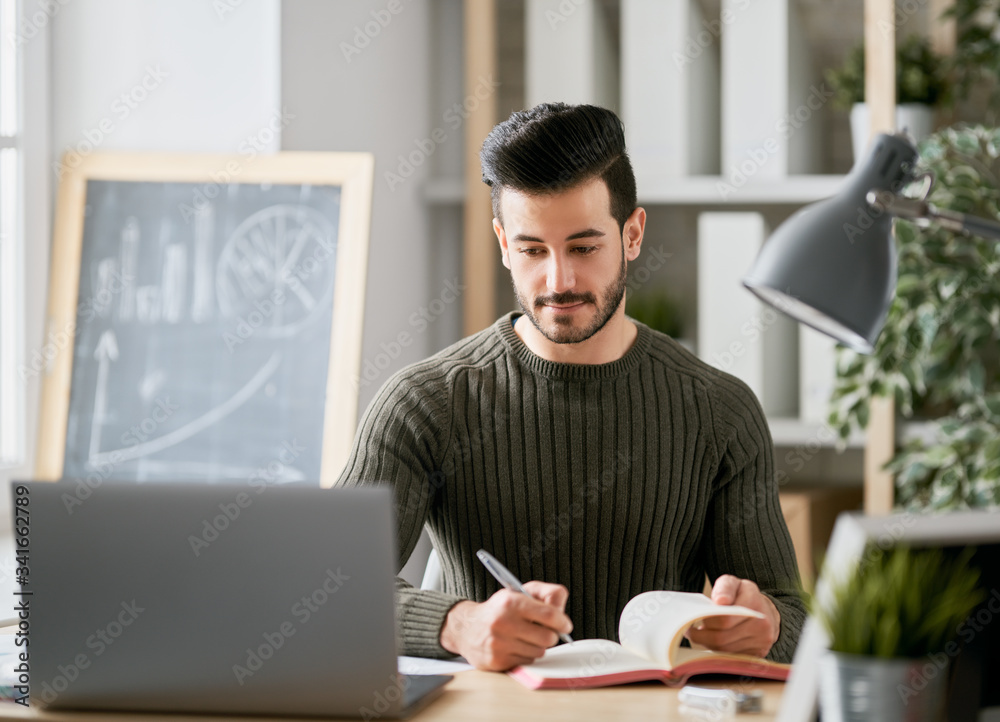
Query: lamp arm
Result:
<box><xmin>937</xmin><ymin>208</ymin><xmax>1000</xmax><ymax>242</ymax></box>
<box><xmin>866</xmin><ymin>190</ymin><xmax>1000</xmax><ymax>241</ymax></box>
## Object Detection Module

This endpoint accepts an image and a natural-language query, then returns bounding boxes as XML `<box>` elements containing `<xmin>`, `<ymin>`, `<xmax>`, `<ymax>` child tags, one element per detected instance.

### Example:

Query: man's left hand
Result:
<box><xmin>684</xmin><ymin>575</ymin><xmax>780</xmax><ymax>658</ymax></box>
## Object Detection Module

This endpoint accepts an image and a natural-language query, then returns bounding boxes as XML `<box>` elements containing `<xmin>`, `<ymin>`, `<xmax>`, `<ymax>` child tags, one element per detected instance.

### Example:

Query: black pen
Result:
<box><xmin>476</xmin><ymin>548</ymin><xmax>574</xmax><ymax>644</ymax></box>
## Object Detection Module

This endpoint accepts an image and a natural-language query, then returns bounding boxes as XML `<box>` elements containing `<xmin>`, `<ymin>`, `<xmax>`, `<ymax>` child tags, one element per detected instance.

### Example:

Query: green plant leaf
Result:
<box><xmin>812</xmin><ymin>546</ymin><xmax>985</xmax><ymax>658</ymax></box>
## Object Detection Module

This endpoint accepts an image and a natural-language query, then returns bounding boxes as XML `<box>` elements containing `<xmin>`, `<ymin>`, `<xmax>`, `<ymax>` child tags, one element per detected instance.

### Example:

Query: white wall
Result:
<box><xmin>51</xmin><ymin>0</ymin><xmax>281</xmax><ymax>155</ymax></box>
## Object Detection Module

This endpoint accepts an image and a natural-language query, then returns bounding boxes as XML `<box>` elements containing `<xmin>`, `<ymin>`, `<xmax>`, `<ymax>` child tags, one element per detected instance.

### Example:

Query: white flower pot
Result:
<box><xmin>819</xmin><ymin>651</ymin><xmax>949</xmax><ymax>722</ymax></box>
<box><xmin>850</xmin><ymin>102</ymin><xmax>935</xmax><ymax>164</ymax></box>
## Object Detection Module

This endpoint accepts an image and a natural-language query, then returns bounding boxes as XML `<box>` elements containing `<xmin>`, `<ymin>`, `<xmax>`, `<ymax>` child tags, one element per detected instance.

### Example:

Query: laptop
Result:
<box><xmin>14</xmin><ymin>480</ymin><xmax>451</xmax><ymax>718</ymax></box>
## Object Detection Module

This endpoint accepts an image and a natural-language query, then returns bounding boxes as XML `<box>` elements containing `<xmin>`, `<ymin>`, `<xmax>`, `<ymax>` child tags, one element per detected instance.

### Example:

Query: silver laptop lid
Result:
<box><xmin>18</xmin><ymin>481</ymin><xmax>407</xmax><ymax>717</ymax></box>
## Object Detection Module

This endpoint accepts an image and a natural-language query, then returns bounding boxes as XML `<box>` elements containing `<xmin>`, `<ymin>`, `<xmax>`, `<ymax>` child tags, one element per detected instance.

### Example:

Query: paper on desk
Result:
<box><xmin>398</xmin><ymin>656</ymin><xmax>473</xmax><ymax>675</ymax></box>
<box><xmin>0</xmin><ymin>626</ymin><xmax>19</xmax><ymax>700</ymax></box>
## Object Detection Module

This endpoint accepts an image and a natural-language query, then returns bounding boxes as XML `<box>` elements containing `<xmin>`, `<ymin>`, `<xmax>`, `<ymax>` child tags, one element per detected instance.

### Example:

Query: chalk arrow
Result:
<box><xmin>89</xmin><ymin>330</ymin><xmax>119</xmax><ymax>463</ymax></box>
<box><xmin>94</xmin><ymin>329</ymin><xmax>119</xmax><ymax>362</ymax></box>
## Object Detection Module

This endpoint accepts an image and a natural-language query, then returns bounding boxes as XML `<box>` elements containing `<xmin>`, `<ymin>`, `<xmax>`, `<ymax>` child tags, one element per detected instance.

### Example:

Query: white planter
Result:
<box><xmin>850</xmin><ymin>102</ymin><xmax>934</xmax><ymax>164</ymax></box>
<box><xmin>819</xmin><ymin>651</ymin><xmax>948</xmax><ymax>722</ymax></box>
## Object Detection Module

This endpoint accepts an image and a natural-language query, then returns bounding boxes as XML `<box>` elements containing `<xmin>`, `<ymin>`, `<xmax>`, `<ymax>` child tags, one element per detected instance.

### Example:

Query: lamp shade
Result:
<box><xmin>742</xmin><ymin>134</ymin><xmax>919</xmax><ymax>353</ymax></box>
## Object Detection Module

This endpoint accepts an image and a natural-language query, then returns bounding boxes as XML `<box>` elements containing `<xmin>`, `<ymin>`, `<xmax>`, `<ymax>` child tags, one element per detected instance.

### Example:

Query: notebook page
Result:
<box><xmin>618</xmin><ymin>591</ymin><xmax>762</xmax><ymax>667</ymax></box>
<box><xmin>522</xmin><ymin>639</ymin><xmax>658</xmax><ymax>679</ymax></box>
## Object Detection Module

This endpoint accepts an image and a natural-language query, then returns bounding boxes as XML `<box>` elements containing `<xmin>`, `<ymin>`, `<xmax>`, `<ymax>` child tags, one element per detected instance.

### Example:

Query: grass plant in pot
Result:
<box><xmin>812</xmin><ymin>544</ymin><xmax>983</xmax><ymax>722</ymax></box>
<box><xmin>828</xmin><ymin>125</ymin><xmax>1000</xmax><ymax>511</ymax></box>
<box><xmin>827</xmin><ymin>35</ymin><xmax>951</xmax><ymax>163</ymax></box>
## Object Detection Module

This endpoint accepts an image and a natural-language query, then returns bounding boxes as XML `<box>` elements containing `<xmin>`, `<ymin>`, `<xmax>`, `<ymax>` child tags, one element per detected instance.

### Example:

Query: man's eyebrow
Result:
<box><xmin>511</xmin><ymin>228</ymin><xmax>607</xmax><ymax>243</ymax></box>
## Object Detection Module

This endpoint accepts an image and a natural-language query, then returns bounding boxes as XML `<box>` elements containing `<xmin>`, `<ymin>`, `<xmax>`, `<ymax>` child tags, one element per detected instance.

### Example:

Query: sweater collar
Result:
<box><xmin>495</xmin><ymin>311</ymin><xmax>650</xmax><ymax>380</ymax></box>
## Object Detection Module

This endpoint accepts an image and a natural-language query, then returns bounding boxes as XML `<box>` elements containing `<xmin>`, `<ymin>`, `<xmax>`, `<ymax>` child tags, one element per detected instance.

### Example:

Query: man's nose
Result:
<box><xmin>546</xmin><ymin>254</ymin><xmax>574</xmax><ymax>293</ymax></box>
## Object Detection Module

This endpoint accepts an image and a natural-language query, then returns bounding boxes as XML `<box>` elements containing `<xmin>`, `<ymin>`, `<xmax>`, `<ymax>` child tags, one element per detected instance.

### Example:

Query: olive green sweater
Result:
<box><xmin>337</xmin><ymin>313</ymin><xmax>805</xmax><ymax>662</ymax></box>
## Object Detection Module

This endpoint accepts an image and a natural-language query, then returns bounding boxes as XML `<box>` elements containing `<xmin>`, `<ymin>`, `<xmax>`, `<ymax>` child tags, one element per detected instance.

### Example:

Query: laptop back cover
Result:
<box><xmin>19</xmin><ymin>481</ymin><xmax>404</xmax><ymax>717</ymax></box>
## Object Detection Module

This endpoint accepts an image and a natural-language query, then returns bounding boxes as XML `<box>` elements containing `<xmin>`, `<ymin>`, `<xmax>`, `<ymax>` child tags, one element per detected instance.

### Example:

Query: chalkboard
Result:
<box><xmin>36</xmin><ymin>152</ymin><xmax>373</xmax><ymax>486</ymax></box>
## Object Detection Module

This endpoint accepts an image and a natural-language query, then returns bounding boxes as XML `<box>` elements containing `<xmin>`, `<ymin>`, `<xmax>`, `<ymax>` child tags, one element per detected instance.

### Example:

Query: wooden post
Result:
<box><xmin>863</xmin><ymin>0</ymin><xmax>897</xmax><ymax>515</ymax></box>
<box><xmin>930</xmin><ymin>0</ymin><xmax>957</xmax><ymax>127</ymax></box>
<box><xmin>929</xmin><ymin>0</ymin><xmax>957</xmax><ymax>56</ymax></box>
<box><xmin>865</xmin><ymin>398</ymin><xmax>897</xmax><ymax>515</ymax></box>
<box><xmin>864</xmin><ymin>0</ymin><xmax>896</xmax><ymax>135</ymax></box>
<box><xmin>462</xmin><ymin>0</ymin><xmax>498</xmax><ymax>336</ymax></box>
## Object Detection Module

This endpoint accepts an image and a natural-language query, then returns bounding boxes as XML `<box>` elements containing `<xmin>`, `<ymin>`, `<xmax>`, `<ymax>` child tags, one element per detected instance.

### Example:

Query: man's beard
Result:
<box><xmin>513</xmin><ymin>248</ymin><xmax>628</xmax><ymax>345</ymax></box>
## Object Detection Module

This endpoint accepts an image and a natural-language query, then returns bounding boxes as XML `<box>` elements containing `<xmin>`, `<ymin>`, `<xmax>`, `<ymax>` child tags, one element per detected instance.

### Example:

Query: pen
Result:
<box><xmin>476</xmin><ymin>549</ymin><xmax>574</xmax><ymax>645</ymax></box>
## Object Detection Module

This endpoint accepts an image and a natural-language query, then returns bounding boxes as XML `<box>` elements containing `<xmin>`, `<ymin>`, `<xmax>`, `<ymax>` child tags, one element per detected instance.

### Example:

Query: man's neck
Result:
<box><xmin>512</xmin><ymin>311</ymin><xmax>639</xmax><ymax>365</ymax></box>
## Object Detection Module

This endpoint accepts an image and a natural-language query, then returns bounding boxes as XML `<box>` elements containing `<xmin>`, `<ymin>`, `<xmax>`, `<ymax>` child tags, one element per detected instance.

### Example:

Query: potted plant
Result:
<box><xmin>829</xmin><ymin>124</ymin><xmax>1000</xmax><ymax>511</ymax></box>
<box><xmin>812</xmin><ymin>544</ymin><xmax>984</xmax><ymax>722</ymax></box>
<box><xmin>826</xmin><ymin>35</ymin><xmax>951</xmax><ymax>162</ymax></box>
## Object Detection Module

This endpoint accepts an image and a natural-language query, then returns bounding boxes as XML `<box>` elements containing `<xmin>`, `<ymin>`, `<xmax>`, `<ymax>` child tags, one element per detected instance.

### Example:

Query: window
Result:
<box><xmin>0</xmin><ymin>0</ymin><xmax>24</xmax><ymax>466</ymax></box>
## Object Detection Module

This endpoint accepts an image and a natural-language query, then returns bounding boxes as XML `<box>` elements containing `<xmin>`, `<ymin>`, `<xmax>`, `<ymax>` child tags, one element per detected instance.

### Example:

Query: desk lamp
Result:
<box><xmin>742</xmin><ymin>133</ymin><xmax>1000</xmax><ymax>354</ymax></box>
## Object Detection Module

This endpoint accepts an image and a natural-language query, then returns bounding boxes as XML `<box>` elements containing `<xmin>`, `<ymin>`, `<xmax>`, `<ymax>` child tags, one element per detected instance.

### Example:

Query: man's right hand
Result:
<box><xmin>439</xmin><ymin>580</ymin><xmax>573</xmax><ymax>671</ymax></box>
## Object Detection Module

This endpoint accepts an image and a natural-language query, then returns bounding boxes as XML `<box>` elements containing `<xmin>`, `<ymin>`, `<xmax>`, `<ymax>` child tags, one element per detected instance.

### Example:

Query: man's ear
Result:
<box><xmin>623</xmin><ymin>206</ymin><xmax>646</xmax><ymax>262</ymax></box>
<box><xmin>494</xmin><ymin>218</ymin><xmax>511</xmax><ymax>270</ymax></box>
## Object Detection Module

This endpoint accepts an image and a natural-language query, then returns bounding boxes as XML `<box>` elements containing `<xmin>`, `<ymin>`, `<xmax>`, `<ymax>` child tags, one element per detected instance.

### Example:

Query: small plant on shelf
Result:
<box><xmin>825</xmin><ymin>35</ymin><xmax>952</xmax><ymax>110</ymax></box>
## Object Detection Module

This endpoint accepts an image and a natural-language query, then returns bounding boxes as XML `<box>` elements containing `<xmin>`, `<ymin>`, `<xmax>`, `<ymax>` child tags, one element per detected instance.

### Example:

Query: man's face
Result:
<box><xmin>495</xmin><ymin>177</ymin><xmax>641</xmax><ymax>345</ymax></box>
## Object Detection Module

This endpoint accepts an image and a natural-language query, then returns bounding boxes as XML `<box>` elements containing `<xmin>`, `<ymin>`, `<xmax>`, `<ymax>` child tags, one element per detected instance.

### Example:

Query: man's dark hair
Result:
<box><xmin>480</xmin><ymin>103</ymin><xmax>637</xmax><ymax>232</ymax></box>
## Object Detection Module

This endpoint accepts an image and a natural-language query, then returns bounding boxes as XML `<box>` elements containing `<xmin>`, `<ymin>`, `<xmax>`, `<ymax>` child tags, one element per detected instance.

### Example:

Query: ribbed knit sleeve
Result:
<box><xmin>336</xmin><ymin>353</ymin><xmax>466</xmax><ymax>658</ymax></box>
<box><xmin>700</xmin><ymin>374</ymin><xmax>806</xmax><ymax>663</ymax></box>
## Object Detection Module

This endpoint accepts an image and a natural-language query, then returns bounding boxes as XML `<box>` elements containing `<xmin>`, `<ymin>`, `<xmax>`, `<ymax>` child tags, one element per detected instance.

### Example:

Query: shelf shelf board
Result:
<box><xmin>637</xmin><ymin>175</ymin><xmax>847</xmax><ymax>205</ymax></box>
<box><xmin>423</xmin><ymin>175</ymin><xmax>848</xmax><ymax>206</ymax></box>
<box><xmin>768</xmin><ymin>417</ymin><xmax>942</xmax><ymax>450</ymax></box>
<box><xmin>768</xmin><ymin>417</ymin><xmax>865</xmax><ymax>449</ymax></box>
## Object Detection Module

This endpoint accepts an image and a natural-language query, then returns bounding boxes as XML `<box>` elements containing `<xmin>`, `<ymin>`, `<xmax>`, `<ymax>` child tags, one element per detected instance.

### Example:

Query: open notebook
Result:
<box><xmin>510</xmin><ymin>591</ymin><xmax>791</xmax><ymax>689</ymax></box>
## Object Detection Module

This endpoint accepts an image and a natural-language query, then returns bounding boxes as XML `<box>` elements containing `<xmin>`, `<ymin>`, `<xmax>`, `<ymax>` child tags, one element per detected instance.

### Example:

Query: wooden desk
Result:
<box><xmin>0</xmin><ymin>672</ymin><xmax>785</xmax><ymax>721</ymax></box>
<box><xmin>421</xmin><ymin>672</ymin><xmax>786</xmax><ymax>721</ymax></box>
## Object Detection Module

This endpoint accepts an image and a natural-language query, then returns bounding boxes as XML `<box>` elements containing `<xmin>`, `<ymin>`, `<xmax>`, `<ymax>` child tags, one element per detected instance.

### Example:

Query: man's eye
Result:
<box><xmin>574</xmin><ymin>246</ymin><xmax>597</xmax><ymax>255</ymax></box>
<box><xmin>519</xmin><ymin>248</ymin><xmax>544</xmax><ymax>257</ymax></box>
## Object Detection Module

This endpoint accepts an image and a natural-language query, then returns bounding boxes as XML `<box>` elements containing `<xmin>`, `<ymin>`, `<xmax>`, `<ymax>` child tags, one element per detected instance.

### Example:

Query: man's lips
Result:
<box><xmin>542</xmin><ymin>302</ymin><xmax>587</xmax><ymax>311</ymax></box>
<box><xmin>537</xmin><ymin>295</ymin><xmax>592</xmax><ymax>309</ymax></box>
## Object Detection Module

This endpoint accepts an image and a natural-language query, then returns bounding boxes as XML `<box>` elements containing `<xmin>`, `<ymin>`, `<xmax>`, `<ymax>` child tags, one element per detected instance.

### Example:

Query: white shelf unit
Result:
<box><xmin>639</xmin><ymin>175</ymin><xmax>847</xmax><ymax>205</ymax></box>
<box><xmin>768</xmin><ymin>418</ymin><xmax>944</xmax><ymax>451</ymax></box>
<box><xmin>769</xmin><ymin>417</ymin><xmax>865</xmax><ymax>449</ymax></box>
<box><xmin>425</xmin><ymin>175</ymin><xmax>848</xmax><ymax>206</ymax></box>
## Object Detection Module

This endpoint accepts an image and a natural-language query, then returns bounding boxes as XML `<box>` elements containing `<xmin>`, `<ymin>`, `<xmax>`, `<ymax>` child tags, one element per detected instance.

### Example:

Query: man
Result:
<box><xmin>337</xmin><ymin>102</ymin><xmax>804</xmax><ymax>672</ymax></box>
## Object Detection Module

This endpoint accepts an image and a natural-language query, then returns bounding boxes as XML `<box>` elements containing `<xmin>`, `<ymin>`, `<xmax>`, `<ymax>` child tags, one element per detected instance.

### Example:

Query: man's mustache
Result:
<box><xmin>534</xmin><ymin>292</ymin><xmax>595</xmax><ymax>307</ymax></box>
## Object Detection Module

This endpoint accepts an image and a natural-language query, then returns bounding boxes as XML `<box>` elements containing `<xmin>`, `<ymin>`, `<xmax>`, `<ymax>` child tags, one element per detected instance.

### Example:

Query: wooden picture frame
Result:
<box><xmin>36</xmin><ymin>152</ymin><xmax>373</xmax><ymax>487</ymax></box>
